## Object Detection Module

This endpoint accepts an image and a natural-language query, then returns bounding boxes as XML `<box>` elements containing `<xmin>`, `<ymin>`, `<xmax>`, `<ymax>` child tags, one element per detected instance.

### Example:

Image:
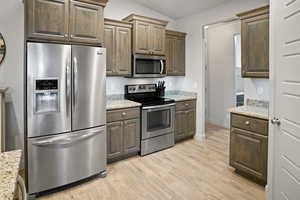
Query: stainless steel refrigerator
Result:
<box><xmin>26</xmin><ymin>42</ymin><xmax>107</xmax><ymax>195</ymax></box>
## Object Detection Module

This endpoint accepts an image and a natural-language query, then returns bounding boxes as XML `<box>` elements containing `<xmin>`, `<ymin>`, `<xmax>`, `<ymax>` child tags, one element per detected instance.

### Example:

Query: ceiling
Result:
<box><xmin>131</xmin><ymin>0</ymin><xmax>230</xmax><ymax>19</ymax></box>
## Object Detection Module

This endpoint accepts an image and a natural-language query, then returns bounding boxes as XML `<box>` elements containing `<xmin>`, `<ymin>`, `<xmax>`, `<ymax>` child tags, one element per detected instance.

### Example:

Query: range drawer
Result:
<box><xmin>176</xmin><ymin>100</ymin><xmax>196</xmax><ymax>111</ymax></box>
<box><xmin>107</xmin><ymin>107</ymin><xmax>140</xmax><ymax>122</ymax></box>
<box><xmin>231</xmin><ymin>113</ymin><xmax>268</xmax><ymax>136</ymax></box>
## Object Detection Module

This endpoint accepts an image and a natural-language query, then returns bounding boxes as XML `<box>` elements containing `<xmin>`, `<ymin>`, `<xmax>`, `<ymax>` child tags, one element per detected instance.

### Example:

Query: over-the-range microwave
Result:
<box><xmin>130</xmin><ymin>54</ymin><xmax>166</xmax><ymax>78</ymax></box>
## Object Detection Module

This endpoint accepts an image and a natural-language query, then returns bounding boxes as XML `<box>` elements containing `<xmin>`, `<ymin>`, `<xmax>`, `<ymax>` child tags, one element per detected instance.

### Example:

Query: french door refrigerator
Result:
<box><xmin>26</xmin><ymin>42</ymin><xmax>107</xmax><ymax>195</ymax></box>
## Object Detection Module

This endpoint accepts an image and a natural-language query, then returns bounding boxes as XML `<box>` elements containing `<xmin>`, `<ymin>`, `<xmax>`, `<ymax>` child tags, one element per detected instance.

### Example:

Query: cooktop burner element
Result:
<box><xmin>124</xmin><ymin>84</ymin><xmax>175</xmax><ymax>106</ymax></box>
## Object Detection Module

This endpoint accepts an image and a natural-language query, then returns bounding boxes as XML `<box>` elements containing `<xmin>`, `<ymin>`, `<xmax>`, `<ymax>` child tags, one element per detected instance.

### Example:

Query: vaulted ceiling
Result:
<box><xmin>131</xmin><ymin>0</ymin><xmax>230</xmax><ymax>19</ymax></box>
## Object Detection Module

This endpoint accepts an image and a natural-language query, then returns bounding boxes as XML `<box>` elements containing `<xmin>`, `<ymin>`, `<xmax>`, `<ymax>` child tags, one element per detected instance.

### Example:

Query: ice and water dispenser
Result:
<box><xmin>34</xmin><ymin>79</ymin><xmax>59</xmax><ymax>114</ymax></box>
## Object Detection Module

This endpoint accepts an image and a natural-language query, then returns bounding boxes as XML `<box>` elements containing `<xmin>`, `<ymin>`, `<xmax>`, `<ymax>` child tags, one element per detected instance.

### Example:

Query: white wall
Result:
<box><xmin>206</xmin><ymin>21</ymin><xmax>240</xmax><ymax>129</ymax></box>
<box><xmin>104</xmin><ymin>0</ymin><xmax>182</xmax><ymax>95</ymax></box>
<box><xmin>104</xmin><ymin>0</ymin><xmax>177</xmax><ymax>29</ymax></box>
<box><xmin>176</xmin><ymin>0</ymin><xmax>269</xmax><ymax>139</ymax></box>
<box><xmin>0</xmin><ymin>0</ymin><xmax>24</xmax><ymax>151</ymax></box>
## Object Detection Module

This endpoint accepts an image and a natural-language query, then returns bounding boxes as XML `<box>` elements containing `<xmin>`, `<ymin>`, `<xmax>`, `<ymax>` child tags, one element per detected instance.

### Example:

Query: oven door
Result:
<box><xmin>142</xmin><ymin>104</ymin><xmax>175</xmax><ymax>140</ymax></box>
<box><xmin>133</xmin><ymin>54</ymin><xmax>166</xmax><ymax>78</ymax></box>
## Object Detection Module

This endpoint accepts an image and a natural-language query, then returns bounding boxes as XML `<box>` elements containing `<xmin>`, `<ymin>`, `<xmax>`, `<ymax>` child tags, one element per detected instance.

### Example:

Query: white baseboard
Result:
<box><xmin>194</xmin><ymin>132</ymin><xmax>206</xmax><ymax>141</ymax></box>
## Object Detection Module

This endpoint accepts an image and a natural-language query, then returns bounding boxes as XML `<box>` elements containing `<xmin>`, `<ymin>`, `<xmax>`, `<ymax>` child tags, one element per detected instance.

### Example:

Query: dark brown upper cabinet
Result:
<box><xmin>25</xmin><ymin>0</ymin><xmax>108</xmax><ymax>45</ymax></box>
<box><xmin>104</xmin><ymin>19</ymin><xmax>132</xmax><ymax>76</ymax></box>
<box><xmin>237</xmin><ymin>6</ymin><xmax>269</xmax><ymax>78</ymax></box>
<box><xmin>69</xmin><ymin>0</ymin><xmax>104</xmax><ymax>44</ymax></box>
<box><xmin>166</xmin><ymin>30</ymin><xmax>186</xmax><ymax>76</ymax></box>
<box><xmin>123</xmin><ymin>14</ymin><xmax>168</xmax><ymax>56</ymax></box>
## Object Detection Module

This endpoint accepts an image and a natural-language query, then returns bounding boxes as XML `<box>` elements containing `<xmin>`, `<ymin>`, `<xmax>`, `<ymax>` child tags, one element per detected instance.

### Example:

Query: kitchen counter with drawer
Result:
<box><xmin>229</xmin><ymin>112</ymin><xmax>269</xmax><ymax>185</ymax></box>
<box><xmin>106</xmin><ymin>107</ymin><xmax>141</xmax><ymax>163</ymax></box>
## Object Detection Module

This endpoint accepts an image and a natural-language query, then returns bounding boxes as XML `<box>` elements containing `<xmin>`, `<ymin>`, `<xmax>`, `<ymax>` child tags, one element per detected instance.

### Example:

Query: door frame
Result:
<box><xmin>202</xmin><ymin>17</ymin><xmax>239</xmax><ymax>131</ymax></box>
<box><xmin>266</xmin><ymin>0</ymin><xmax>276</xmax><ymax>199</ymax></box>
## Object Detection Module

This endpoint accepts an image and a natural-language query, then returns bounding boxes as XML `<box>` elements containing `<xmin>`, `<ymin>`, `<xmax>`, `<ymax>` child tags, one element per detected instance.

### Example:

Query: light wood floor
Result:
<box><xmin>38</xmin><ymin>124</ymin><xmax>265</xmax><ymax>200</ymax></box>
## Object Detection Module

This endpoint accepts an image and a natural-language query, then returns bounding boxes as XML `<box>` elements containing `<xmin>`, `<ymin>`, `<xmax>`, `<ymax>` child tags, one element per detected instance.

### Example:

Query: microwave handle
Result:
<box><xmin>160</xmin><ymin>60</ymin><xmax>165</xmax><ymax>74</ymax></box>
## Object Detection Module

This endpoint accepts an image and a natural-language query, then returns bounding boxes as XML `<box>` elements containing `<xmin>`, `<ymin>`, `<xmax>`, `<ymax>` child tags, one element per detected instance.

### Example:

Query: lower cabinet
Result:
<box><xmin>229</xmin><ymin>113</ymin><xmax>268</xmax><ymax>185</ymax></box>
<box><xmin>107</xmin><ymin>107</ymin><xmax>140</xmax><ymax>162</ymax></box>
<box><xmin>175</xmin><ymin>100</ymin><xmax>196</xmax><ymax>142</ymax></box>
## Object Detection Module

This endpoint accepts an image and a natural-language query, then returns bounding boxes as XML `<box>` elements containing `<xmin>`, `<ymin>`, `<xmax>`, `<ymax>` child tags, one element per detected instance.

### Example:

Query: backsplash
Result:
<box><xmin>244</xmin><ymin>78</ymin><xmax>270</xmax><ymax>102</ymax></box>
<box><xmin>246</xmin><ymin>98</ymin><xmax>269</xmax><ymax>109</ymax></box>
<box><xmin>106</xmin><ymin>77</ymin><xmax>186</xmax><ymax>95</ymax></box>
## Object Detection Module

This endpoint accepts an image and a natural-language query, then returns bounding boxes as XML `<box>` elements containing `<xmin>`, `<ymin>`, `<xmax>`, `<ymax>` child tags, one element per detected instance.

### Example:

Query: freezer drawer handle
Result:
<box><xmin>31</xmin><ymin>130</ymin><xmax>104</xmax><ymax>146</ymax></box>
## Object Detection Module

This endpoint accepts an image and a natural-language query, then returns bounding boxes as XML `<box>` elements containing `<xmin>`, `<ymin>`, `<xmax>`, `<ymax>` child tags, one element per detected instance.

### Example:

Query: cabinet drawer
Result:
<box><xmin>231</xmin><ymin>114</ymin><xmax>268</xmax><ymax>136</ymax></box>
<box><xmin>176</xmin><ymin>100</ymin><xmax>196</xmax><ymax>111</ymax></box>
<box><xmin>107</xmin><ymin>108</ymin><xmax>140</xmax><ymax>122</ymax></box>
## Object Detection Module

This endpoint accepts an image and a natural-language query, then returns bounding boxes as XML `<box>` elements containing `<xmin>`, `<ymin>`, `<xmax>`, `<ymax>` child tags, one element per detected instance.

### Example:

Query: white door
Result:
<box><xmin>269</xmin><ymin>0</ymin><xmax>300</xmax><ymax>199</ymax></box>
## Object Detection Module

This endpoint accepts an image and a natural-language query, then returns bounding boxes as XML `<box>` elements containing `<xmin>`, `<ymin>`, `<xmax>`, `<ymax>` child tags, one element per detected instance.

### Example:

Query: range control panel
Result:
<box><xmin>126</xmin><ymin>84</ymin><xmax>156</xmax><ymax>94</ymax></box>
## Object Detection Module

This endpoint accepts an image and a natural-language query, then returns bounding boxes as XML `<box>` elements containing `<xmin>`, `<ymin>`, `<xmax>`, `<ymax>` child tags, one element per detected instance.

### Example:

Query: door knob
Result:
<box><xmin>245</xmin><ymin>121</ymin><xmax>250</xmax><ymax>125</ymax></box>
<box><xmin>271</xmin><ymin>118</ymin><xmax>281</xmax><ymax>125</ymax></box>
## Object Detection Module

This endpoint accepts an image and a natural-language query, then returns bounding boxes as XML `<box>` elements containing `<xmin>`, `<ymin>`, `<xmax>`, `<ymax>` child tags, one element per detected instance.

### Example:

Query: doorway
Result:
<box><xmin>204</xmin><ymin>20</ymin><xmax>243</xmax><ymax>130</ymax></box>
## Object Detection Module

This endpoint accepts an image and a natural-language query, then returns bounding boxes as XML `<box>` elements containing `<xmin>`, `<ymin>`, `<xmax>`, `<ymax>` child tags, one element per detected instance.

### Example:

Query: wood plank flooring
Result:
<box><xmin>37</xmin><ymin>124</ymin><xmax>265</xmax><ymax>200</ymax></box>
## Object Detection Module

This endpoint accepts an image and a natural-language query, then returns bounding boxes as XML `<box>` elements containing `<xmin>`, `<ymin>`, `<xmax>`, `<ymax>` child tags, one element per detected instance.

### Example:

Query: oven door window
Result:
<box><xmin>147</xmin><ymin>109</ymin><xmax>171</xmax><ymax>132</ymax></box>
<box><xmin>136</xmin><ymin>59</ymin><xmax>162</xmax><ymax>74</ymax></box>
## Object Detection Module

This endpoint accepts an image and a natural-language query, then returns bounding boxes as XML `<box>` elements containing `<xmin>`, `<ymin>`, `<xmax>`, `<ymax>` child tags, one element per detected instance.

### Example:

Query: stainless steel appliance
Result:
<box><xmin>131</xmin><ymin>54</ymin><xmax>166</xmax><ymax>78</ymax></box>
<box><xmin>125</xmin><ymin>84</ymin><xmax>175</xmax><ymax>156</ymax></box>
<box><xmin>26</xmin><ymin>42</ymin><xmax>107</xmax><ymax>195</ymax></box>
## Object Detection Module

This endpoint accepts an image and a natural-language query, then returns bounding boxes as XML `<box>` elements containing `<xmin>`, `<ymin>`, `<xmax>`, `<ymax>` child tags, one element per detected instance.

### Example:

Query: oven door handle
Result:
<box><xmin>142</xmin><ymin>103</ymin><xmax>176</xmax><ymax>110</ymax></box>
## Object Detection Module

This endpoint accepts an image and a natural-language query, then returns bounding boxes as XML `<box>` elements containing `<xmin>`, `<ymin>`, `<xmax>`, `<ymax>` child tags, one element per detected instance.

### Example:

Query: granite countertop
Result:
<box><xmin>107</xmin><ymin>99</ymin><xmax>141</xmax><ymax>110</ymax></box>
<box><xmin>228</xmin><ymin>106</ymin><xmax>269</xmax><ymax>120</ymax></box>
<box><xmin>164</xmin><ymin>91</ymin><xmax>197</xmax><ymax>102</ymax></box>
<box><xmin>106</xmin><ymin>95</ymin><xmax>141</xmax><ymax>110</ymax></box>
<box><xmin>0</xmin><ymin>150</ymin><xmax>22</xmax><ymax>200</ymax></box>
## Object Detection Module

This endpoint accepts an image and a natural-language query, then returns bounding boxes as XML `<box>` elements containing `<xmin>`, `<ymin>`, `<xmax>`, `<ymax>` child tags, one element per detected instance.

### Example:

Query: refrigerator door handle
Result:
<box><xmin>66</xmin><ymin>63</ymin><xmax>71</xmax><ymax>117</ymax></box>
<box><xmin>73</xmin><ymin>57</ymin><xmax>78</xmax><ymax>111</ymax></box>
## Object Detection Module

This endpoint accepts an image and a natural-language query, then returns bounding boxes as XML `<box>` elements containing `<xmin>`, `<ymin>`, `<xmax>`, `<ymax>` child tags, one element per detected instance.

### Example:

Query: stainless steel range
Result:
<box><xmin>26</xmin><ymin>42</ymin><xmax>107</xmax><ymax>196</ymax></box>
<box><xmin>125</xmin><ymin>84</ymin><xmax>175</xmax><ymax>156</ymax></box>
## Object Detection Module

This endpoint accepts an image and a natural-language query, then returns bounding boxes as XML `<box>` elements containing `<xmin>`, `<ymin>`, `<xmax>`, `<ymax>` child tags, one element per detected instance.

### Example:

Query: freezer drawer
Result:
<box><xmin>27</xmin><ymin>126</ymin><xmax>106</xmax><ymax>194</ymax></box>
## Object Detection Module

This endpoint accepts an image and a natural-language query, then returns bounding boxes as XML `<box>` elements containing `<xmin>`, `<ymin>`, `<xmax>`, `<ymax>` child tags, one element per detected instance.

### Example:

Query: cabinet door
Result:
<box><xmin>104</xmin><ymin>25</ymin><xmax>116</xmax><ymax>75</ymax></box>
<box><xmin>133</xmin><ymin>21</ymin><xmax>151</xmax><ymax>54</ymax></box>
<box><xmin>116</xmin><ymin>27</ymin><xmax>132</xmax><ymax>76</ymax></box>
<box><xmin>187</xmin><ymin>109</ymin><xmax>196</xmax><ymax>137</ymax></box>
<box><xmin>151</xmin><ymin>24</ymin><xmax>165</xmax><ymax>55</ymax></box>
<box><xmin>175</xmin><ymin>110</ymin><xmax>187</xmax><ymax>142</ymax></box>
<box><xmin>107</xmin><ymin>121</ymin><xmax>123</xmax><ymax>159</ymax></box>
<box><xmin>26</xmin><ymin>0</ymin><xmax>69</xmax><ymax>41</ymax></box>
<box><xmin>241</xmin><ymin>14</ymin><xmax>269</xmax><ymax>78</ymax></box>
<box><xmin>174</xmin><ymin>37</ymin><xmax>186</xmax><ymax>75</ymax></box>
<box><xmin>69</xmin><ymin>0</ymin><xmax>104</xmax><ymax>44</ymax></box>
<box><xmin>230</xmin><ymin>128</ymin><xmax>268</xmax><ymax>183</ymax></box>
<box><xmin>166</xmin><ymin>36</ymin><xmax>175</xmax><ymax>74</ymax></box>
<box><xmin>123</xmin><ymin>119</ymin><xmax>140</xmax><ymax>154</ymax></box>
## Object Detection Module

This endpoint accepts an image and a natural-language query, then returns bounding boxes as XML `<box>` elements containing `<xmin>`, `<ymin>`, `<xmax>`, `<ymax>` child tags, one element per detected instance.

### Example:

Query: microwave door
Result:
<box><xmin>133</xmin><ymin>55</ymin><xmax>166</xmax><ymax>78</ymax></box>
<box><xmin>27</xmin><ymin>43</ymin><xmax>72</xmax><ymax>138</ymax></box>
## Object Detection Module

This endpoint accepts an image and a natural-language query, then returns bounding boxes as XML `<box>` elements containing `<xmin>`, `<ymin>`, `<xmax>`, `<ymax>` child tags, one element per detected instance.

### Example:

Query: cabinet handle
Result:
<box><xmin>245</xmin><ymin>121</ymin><xmax>250</xmax><ymax>125</ymax></box>
<box><xmin>122</xmin><ymin>112</ymin><xmax>127</xmax><ymax>116</ymax></box>
<box><xmin>64</xmin><ymin>34</ymin><xmax>68</xmax><ymax>37</ymax></box>
<box><xmin>185</xmin><ymin>104</ymin><xmax>189</xmax><ymax>107</ymax></box>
